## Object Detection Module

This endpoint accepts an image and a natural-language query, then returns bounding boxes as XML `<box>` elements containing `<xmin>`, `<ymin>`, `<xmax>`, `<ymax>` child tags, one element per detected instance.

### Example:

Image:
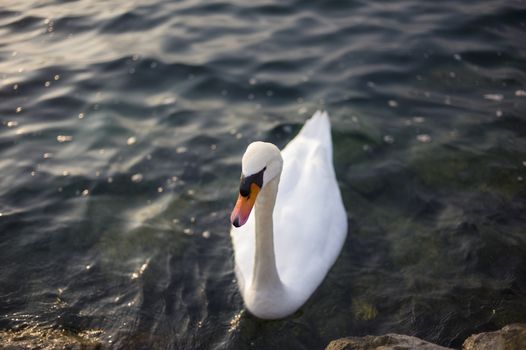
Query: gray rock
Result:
<box><xmin>326</xmin><ymin>333</ymin><xmax>453</xmax><ymax>350</ymax></box>
<box><xmin>463</xmin><ymin>324</ymin><xmax>526</xmax><ymax>350</ymax></box>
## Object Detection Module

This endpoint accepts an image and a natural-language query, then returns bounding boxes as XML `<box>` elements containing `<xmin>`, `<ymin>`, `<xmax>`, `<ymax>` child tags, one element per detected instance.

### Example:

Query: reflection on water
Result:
<box><xmin>1</xmin><ymin>0</ymin><xmax>526</xmax><ymax>349</ymax></box>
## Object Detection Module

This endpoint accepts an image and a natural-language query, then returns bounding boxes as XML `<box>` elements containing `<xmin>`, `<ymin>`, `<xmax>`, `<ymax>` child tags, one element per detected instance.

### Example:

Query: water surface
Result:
<box><xmin>1</xmin><ymin>0</ymin><xmax>526</xmax><ymax>349</ymax></box>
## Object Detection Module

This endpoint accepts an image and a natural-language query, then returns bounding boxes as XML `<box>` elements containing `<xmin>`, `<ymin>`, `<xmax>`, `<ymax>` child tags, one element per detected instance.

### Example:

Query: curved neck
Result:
<box><xmin>252</xmin><ymin>176</ymin><xmax>283</xmax><ymax>291</ymax></box>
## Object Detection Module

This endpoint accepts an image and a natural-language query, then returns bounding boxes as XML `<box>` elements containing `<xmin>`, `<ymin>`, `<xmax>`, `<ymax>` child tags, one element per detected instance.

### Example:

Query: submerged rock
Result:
<box><xmin>0</xmin><ymin>325</ymin><xmax>102</xmax><ymax>350</ymax></box>
<box><xmin>463</xmin><ymin>324</ymin><xmax>526</xmax><ymax>350</ymax></box>
<box><xmin>326</xmin><ymin>333</ymin><xmax>452</xmax><ymax>350</ymax></box>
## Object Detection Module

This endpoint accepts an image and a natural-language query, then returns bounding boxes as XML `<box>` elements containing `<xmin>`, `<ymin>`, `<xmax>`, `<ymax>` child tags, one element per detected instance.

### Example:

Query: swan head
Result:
<box><xmin>230</xmin><ymin>141</ymin><xmax>283</xmax><ymax>227</ymax></box>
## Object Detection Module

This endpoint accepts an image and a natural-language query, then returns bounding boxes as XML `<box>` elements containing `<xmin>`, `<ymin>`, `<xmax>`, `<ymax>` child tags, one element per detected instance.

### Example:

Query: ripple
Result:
<box><xmin>0</xmin><ymin>15</ymin><xmax>42</xmax><ymax>30</ymax></box>
<box><xmin>1</xmin><ymin>0</ymin><xmax>526</xmax><ymax>349</ymax></box>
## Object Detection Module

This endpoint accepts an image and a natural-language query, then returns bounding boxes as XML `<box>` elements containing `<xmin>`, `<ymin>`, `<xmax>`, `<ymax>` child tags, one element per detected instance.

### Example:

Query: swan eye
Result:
<box><xmin>239</xmin><ymin>167</ymin><xmax>266</xmax><ymax>197</ymax></box>
<box><xmin>239</xmin><ymin>185</ymin><xmax>250</xmax><ymax>197</ymax></box>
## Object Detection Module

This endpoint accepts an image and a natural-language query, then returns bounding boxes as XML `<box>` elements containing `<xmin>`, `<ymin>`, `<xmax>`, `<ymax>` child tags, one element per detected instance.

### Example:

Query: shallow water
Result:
<box><xmin>1</xmin><ymin>0</ymin><xmax>526</xmax><ymax>349</ymax></box>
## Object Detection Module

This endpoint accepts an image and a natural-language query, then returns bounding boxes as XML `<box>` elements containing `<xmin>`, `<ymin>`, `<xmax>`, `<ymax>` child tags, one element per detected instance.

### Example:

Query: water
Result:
<box><xmin>1</xmin><ymin>0</ymin><xmax>526</xmax><ymax>349</ymax></box>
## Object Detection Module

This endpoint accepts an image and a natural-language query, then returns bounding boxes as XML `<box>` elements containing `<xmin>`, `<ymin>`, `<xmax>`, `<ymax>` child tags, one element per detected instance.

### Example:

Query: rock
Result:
<box><xmin>326</xmin><ymin>333</ymin><xmax>453</xmax><ymax>350</ymax></box>
<box><xmin>463</xmin><ymin>324</ymin><xmax>526</xmax><ymax>350</ymax></box>
<box><xmin>0</xmin><ymin>325</ymin><xmax>102</xmax><ymax>350</ymax></box>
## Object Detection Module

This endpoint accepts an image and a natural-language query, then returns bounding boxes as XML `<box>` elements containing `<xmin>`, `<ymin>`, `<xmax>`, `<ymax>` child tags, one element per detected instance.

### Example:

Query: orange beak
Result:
<box><xmin>230</xmin><ymin>183</ymin><xmax>260</xmax><ymax>227</ymax></box>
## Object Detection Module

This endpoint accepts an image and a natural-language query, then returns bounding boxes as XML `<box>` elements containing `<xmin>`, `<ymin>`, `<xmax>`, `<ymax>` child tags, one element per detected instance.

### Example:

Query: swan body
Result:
<box><xmin>230</xmin><ymin>111</ymin><xmax>347</xmax><ymax>319</ymax></box>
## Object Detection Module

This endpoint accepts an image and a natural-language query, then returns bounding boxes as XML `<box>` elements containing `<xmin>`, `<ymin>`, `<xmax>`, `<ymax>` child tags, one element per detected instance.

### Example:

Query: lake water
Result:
<box><xmin>1</xmin><ymin>0</ymin><xmax>526</xmax><ymax>349</ymax></box>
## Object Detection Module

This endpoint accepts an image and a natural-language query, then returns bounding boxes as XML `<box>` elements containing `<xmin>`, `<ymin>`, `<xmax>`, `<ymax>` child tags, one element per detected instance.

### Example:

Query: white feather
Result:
<box><xmin>230</xmin><ymin>111</ymin><xmax>347</xmax><ymax>319</ymax></box>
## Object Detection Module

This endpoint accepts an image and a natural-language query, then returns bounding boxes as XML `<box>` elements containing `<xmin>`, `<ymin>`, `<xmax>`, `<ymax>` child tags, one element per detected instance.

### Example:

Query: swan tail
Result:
<box><xmin>298</xmin><ymin>110</ymin><xmax>333</xmax><ymax>160</ymax></box>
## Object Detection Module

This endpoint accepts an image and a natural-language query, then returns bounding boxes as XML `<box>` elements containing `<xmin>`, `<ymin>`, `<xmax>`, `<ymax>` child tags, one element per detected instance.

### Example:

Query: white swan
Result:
<box><xmin>229</xmin><ymin>111</ymin><xmax>347</xmax><ymax>319</ymax></box>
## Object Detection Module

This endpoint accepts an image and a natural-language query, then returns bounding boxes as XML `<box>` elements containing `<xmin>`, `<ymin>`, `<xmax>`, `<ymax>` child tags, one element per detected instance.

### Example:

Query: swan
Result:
<box><xmin>229</xmin><ymin>110</ymin><xmax>348</xmax><ymax>319</ymax></box>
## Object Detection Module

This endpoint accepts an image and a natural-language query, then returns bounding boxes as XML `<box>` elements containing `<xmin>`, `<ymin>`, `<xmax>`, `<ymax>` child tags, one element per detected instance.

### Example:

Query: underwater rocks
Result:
<box><xmin>326</xmin><ymin>324</ymin><xmax>526</xmax><ymax>350</ymax></box>
<box><xmin>0</xmin><ymin>325</ymin><xmax>102</xmax><ymax>350</ymax></box>
<box><xmin>325</xmin><ymin>333</ymin><xmax>452</xmax><ymax>350</ymax></box>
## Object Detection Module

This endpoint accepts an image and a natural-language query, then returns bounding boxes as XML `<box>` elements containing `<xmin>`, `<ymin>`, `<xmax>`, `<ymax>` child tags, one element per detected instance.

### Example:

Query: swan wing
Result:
<box><xmin>274</xmin><ymin>111</ymin><xmax>347</xmax><ymax>301</ymax></box>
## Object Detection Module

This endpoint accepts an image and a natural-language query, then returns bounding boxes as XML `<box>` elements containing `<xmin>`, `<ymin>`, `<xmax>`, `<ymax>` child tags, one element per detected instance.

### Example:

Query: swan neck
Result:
<box><xmin>252</xmin><ymin>176</ymin><xmax>282</xmax><ymax>291</ymax></box>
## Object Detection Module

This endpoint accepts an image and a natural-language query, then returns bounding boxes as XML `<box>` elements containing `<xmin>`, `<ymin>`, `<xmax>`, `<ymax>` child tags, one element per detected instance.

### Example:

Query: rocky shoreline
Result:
<box><xmin>326</xmin><ymin>324</ymin><xmax>526</xmax><ymax>350</ymax></box>
<box><xmin>1</xmin><ymin>323</ymin><xmax>524</xmax><ymax>349</ymax></box>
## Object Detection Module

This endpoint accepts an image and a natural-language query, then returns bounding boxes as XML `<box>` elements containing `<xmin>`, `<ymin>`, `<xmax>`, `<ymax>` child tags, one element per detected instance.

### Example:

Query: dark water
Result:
<box><xmin>1</xmin><ymin>0</ymin><xmax>526</xmax><ymax>349</ymax></box>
